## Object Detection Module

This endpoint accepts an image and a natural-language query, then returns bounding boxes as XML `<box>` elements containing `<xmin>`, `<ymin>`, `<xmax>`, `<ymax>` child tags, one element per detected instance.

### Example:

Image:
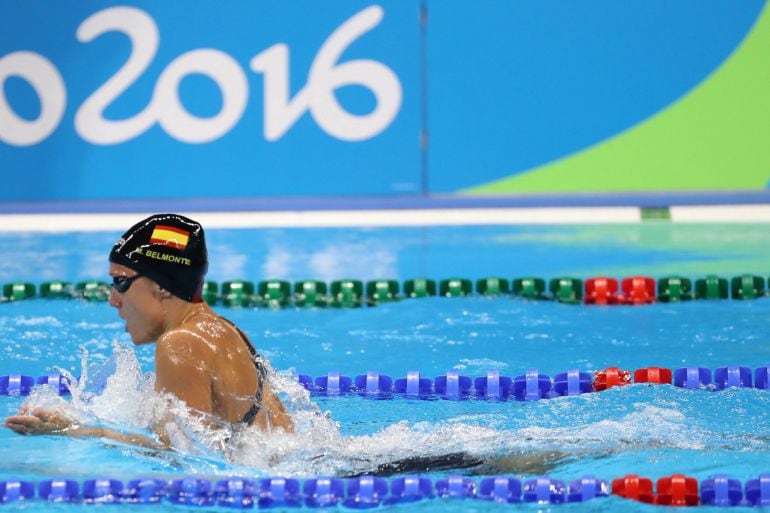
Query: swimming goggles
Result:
<box><xmin>111</xmin><ymin>274</ymin><xmax>144</xmax><ymax>293</ymax></box>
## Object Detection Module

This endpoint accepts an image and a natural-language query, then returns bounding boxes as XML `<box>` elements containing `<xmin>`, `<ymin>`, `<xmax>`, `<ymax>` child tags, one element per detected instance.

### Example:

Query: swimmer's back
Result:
<box><xmin>154</xmin><ymin>304</ymin><xmax>293</xmax><ymax>432</ymax></box>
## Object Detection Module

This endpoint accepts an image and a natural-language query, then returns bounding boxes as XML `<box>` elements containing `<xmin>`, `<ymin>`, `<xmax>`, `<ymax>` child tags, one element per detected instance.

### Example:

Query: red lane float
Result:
<box><xmin>592</xmin><ymin>367</ymin><xmax>631</xmax><ymax>391</ymax></box>
<box><xmin>634</xmin><ymin>367</ymin><xmax>672</xmax><ymax>384</ymax></box>
<box><xmin>612</xmin><ymin>474</ymin><xmax>655</xmax><ymax>504</ymax></box>
<box><xmin>613</xmin><ymin>474</ymin><xmax>700</xmax><ymax>506</ymax></box>
<box><xmin>584</xmin><ymin>277</ymin><xmax>620</xmax><ymax>305</ymax></box>
<box><xmin>656</xmin><ymin>474</ymin><xmax>700</xmax><ymax>506</ymax></box>
<box><xmin>584</xmin><ymin>276</ymin><xmax>657</xmax><ymax>305</ymax></box>
<box><xmin>593</xmin><ymin>366</ymin><xmax>674</xmax><ymax>390</ymax></box>
<box><xmin>621</xmin><ymin>276</ymin><xmax>656</xmax><ymax>305</ymax></box>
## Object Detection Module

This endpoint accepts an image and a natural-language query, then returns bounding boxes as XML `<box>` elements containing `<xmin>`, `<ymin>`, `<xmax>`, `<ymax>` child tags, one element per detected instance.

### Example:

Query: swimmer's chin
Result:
<box><xmin>125</xmin><ymin>327</ymin><xmax>153</xmax><ymax>346</ymax></box>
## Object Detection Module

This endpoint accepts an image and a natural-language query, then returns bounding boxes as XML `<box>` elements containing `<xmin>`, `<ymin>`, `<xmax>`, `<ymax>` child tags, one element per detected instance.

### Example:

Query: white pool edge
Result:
<box><xmin>0</xmin><ymin>205</ymin><xmax>767</xmax><ymax>232</ymax></box>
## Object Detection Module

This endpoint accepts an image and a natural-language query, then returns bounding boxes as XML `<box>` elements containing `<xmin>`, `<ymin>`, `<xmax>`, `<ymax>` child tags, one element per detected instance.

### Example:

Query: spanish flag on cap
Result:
<box><xmin>150</xmin><ymin>225</ymin><xmax>190</xmax><ymax>250</ymax></box>
<box><xmin>110</xmin><ymin>214</ymin><xmax>208</xmax><ymax>303</ymax></box>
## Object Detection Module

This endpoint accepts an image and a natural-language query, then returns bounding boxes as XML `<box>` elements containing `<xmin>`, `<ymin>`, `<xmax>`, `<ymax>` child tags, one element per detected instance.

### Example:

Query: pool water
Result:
<box><xmin>1</xmin><ymin>223</ymin><xmax>769</xmax><ymax>511</ymax></box>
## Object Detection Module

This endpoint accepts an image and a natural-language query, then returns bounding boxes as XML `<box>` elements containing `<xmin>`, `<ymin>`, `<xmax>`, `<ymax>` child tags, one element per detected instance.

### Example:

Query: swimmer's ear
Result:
<box><xmin>157</xmin><ymin>287</ymin><xmax>172</xmax><ymax>300</ymax></box>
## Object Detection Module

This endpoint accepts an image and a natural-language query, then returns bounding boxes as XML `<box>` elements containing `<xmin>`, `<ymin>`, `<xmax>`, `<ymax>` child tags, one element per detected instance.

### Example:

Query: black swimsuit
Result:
<box><xmin>221</xmin><ymin>318</ymin><xmax>268</xmax><ymax>425</ymax></box>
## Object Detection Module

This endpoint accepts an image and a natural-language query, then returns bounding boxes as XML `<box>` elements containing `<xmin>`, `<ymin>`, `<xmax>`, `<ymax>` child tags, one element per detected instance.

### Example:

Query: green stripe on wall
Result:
<box><xmin>463</xmin><ymin>3</ymin><xmax>770</xmax><ymax>194</ymax></box>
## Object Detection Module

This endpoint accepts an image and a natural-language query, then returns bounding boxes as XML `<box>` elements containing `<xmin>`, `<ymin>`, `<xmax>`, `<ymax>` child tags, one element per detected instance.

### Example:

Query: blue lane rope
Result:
<box><xmin>301</xmin><ymin>365</ymin><xmax>770</xmax><ymax>398</ymax></box>
<box><xmin>2</xmin><ymin>365</ymin><xmax>769</xmax><ymax>398</ymax></box>
<box><xmin>2</xmin><ymin>474</ymin><xmax>770</xmax><ymax>507</ymax></box>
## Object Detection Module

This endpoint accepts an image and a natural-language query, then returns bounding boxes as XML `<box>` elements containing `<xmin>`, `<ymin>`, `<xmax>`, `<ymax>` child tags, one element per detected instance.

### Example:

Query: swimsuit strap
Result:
<box><xmin>219</xmin><ymin>317</ymin><xmax>268</xmax><ymax>425</ymax></box>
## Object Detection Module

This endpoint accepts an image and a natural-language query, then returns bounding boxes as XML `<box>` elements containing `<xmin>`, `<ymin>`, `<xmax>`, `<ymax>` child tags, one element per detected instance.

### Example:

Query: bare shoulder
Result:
<box><xmin>156</xmin><ymin>327</ymin><xmax>215</xmax><ymax>366</ymax></box>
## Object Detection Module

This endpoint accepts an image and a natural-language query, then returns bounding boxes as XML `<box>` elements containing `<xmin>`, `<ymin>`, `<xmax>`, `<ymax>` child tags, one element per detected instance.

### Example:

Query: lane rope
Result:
<box><xmin>2</xmin><ymin>365</ymin><xmax>769</xmax><ymax>398</ymax></box>
<box><xmin>2</xmin><ymin>274</ymin><xmax>768</xmax><ymax>305</ymax></box>
<box><xmin>1</xmin><ymin>474</ymin><xmax>769</xmax><ymax>507</ymax></box>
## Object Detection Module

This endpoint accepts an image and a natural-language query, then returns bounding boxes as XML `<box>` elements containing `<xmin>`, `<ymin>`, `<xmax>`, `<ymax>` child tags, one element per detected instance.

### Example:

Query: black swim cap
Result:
<box><xmin>109</xmin><ymin>214</ymin><xmax>208</xmax><ymax>302</ymax></box>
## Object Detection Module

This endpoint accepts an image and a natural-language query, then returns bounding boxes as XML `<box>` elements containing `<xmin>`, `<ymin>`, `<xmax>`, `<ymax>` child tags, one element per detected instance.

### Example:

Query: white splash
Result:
<box><xmin>12</xmin><ymin>345</ymin><xmax>734</xmax><ymax>479</ymax></box>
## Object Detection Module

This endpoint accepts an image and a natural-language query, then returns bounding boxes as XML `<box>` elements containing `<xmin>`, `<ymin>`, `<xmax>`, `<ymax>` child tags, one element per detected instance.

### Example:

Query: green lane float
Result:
<box><xmin>258</xmin><ymin>280</ymin><xmax>291</xmax><ymax>308</ymax></box>
<box><xmin>695</xmin><ymin>274</ymin><xmax>729</xmax><ymax>300</ymax></box>
<box><xmin>2</xmin><ymin>283</ymin><xmax>35</xmax><ymax>302</ymax></box>
<box><xmin>202</xmin><ymin>281</ymin><xmax>219</xmax><ymax>304</ymax></box>
<box><xmin>549</xmin><ymin>277</ymin><xmax>582</xmax><ymax>304</ymax></box>
<box><xmin>331</xmin><ymin>280</ymin><xmax>363</xmax><ymax>308</ymax></box>
<box><xmin>403</xmin><ymin>278</ymin><xmax>436</xmax><ymax>298</ymax></box>
<box><xmin>40</xmin><ymin>281</ymin><xmax>74</xmax><ymax>299</ymax></box>
<box><xmin>76</xmin><ymin>281</ymin><xmax>110</xmax><ymax>301</ymax></box>
<box><xmin>513</xmin><ymin>277</ymin><xmax>547</xmax><ymax>300</ymax></box>
<box><xmin>294</xmin><ymin>280</ymin><xmax>328</xmax><ymax>307</ymax></box>
<box><xmin>3</xmin><ymin>273</ymin><xmax>769</xmax><ymax>308</ymax></box>
<box><xmin>221</xmin><ymin>280</ymin><xmax>255</xmax><ymax>307</ymax></box>
<box><xmin>439</xmin><ymin>278</ymin><xmax>472</xmax><ymax>297</ymax></box>
<box><xmin>476</xmin><ymin>277</ymin><xmax>510</xmax><ymax>296</ymax></box>
<box><xmin>366</xmin><ymin>280</ymin><xmax>399</xmax><ymax>304</ymax></box>
<box><xmin>731</xmin><ymin>274</ymin><xmax>765</xmax><ymax>300</ymax></box>
<box><xmin>657</xmin><ymin>276</ymin><xmax>693</xmax><ymax>302</ymax></box>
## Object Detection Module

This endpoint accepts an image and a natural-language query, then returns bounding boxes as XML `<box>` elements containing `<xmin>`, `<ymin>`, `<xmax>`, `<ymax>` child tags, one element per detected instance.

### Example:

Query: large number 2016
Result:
<box><xmin>0</xmin><ymin>5</ymin><xmax>401</xmax><ymax>146</ymax></box>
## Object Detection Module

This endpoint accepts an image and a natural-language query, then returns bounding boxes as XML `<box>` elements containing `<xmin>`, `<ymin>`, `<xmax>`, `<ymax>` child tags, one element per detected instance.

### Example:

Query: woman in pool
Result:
<box><xmin>4</xmin><ymin>214</ymin><xmax>563</xmax><ymax>476</ymax></box>
<box><xmin>4</xmin><ymin>213</ymin><xmax>293</xmax><ymax>448</ymax></box>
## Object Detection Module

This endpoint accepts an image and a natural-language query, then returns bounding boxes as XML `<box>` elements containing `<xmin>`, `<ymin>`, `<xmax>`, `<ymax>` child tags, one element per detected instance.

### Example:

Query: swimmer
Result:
<box><xmin>4</xmin><ymin>214</ymin><xmax>293</xmax><ymax>448</ymax></box>
<box><xmin>3</xmin><ymin>214</ymin><xmax>565</xmax><ymax>476</ymax></box>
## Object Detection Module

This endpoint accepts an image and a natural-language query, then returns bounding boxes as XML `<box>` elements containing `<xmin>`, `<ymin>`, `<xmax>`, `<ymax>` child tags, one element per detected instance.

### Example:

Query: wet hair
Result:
<box><xmin>109</xmin><ymin>214</ymin><xmax>208</xmax><ymax>302</ymax></box>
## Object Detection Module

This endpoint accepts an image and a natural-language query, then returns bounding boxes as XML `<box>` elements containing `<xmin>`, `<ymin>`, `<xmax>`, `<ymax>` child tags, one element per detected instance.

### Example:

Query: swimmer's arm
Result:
<box><xmin>6</xmin><ymin>332</ymin><xmax>213</xmax><ymax>448</ymax></box>
<box><xmin>66</xmin><ymin>425</ymin><xmax>165</xmax><ymax>450</ymax></box>
<box><xmin>4</xmin><ymin>407</ymin><xmax>166</xmax><ymax>450</ymax></box>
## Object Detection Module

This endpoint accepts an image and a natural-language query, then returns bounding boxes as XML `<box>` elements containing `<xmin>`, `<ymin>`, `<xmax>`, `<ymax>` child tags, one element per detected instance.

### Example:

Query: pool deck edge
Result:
<box><xmin>1</xmin><ymin>192</ymin><xmax>769</xmax><ymax>231</ymax></box>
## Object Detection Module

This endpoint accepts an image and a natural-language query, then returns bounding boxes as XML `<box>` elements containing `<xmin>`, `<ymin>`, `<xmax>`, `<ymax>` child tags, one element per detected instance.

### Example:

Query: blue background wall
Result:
<box><xmin>0</xmin><ymin>1</ymin><xmax>766</xmax><ymax>201</ymax></box>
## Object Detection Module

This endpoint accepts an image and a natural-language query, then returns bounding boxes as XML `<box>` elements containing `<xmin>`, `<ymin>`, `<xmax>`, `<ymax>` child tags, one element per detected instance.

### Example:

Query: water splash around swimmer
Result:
<box><xmin>15</xmin><ymin>343</ymin><xmax>751</xmax><ymax>479</ymax></box>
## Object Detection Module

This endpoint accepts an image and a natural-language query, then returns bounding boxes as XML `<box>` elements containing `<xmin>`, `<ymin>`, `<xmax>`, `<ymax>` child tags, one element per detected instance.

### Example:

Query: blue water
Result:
<box><xmin>1</xmin><ymin>224</ymin><xmax>769</xmax><ymax>511</ymax></box>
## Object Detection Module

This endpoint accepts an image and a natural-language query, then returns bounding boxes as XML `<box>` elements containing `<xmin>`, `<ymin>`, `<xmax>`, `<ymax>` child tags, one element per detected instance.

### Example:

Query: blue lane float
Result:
<box><xmin>553</xmin><ymin>369</ymin><xmax>593</xmax><ymax>396</ymax></box>
<box><xmin>512</xmin><ymin>369</ymin><xmax>552</xmax><ymax>401</ymax></box>
<box><xmin>258</xmin><ymin>478</ymin><xmax>302</xmax><ymax>508</ymax></box>
<box><xmin>124</xmin><ymin>479</ymin><xmax>167</xmax><ymax>504</ymax></box>
<box><xmin>215</xmin><ymin>478</ymin><xmax>255</xmax><ymax>509</ymax></box>
<box><xmin>304</xmin><ymin>478</ymin><xmax>346</xmax><ymax>508</ymax></box>
<box><xmin>433</xmin><ymin>372</ymin><xmax>473</xmax><ymax>399</ymax></box>
<box><xmin>477</xmin><ymin>477</ymin><xmax>521</xmax><ymax>503</ymax></box>
<box><xmin>745</xmin><ymin>475</ymin><xmax>770</xmax><ymax>507</ymax></box>
<box><xmin>4</xmin><ymin>474</ymin><xmax>770</xmax><ymax>507</ymax></box>
<box><xmin>36</xmin><ymin>373</ymin><xmax>71</xmax><ymax>395</ymax></box>
<box><xmin>384</xmin><ymin>477</ymin><xmax>433</xmax><ymax>504</ymax></box>
<box><xmin>756</xmin><ymin>366</ymin><xmax>770</xmax><ymax>389</ymax></box>
<box><xmin>353</xmin><ymin>372</ymin><xmax>393</xmax><ymax>397</ymax></box>
<box><xmin>523</xmin><ymin>477</ymin><xmax>566</xmax><ymax>504</ymax></box>
<box><xmin>474</xmin><ymin>371</ymin><xmax>513</xmax><ymax>400</ymax></box>
<box><xmin>700</xmin><ymin>475</ymin><xmax>744</xmax><ymax>506</ymax></box>
<box><xmin>435</xmin><ymin>476</ymin><xmax>476</xmax><ymax>499</ymax></box>
<box><xmin>292</xmin><ymin>365</ymin><xmax>770</xmax><ymax>401</ymax></box>
<box><xmin>308</xmin><ymin>372</ymin><xmax>353</xmax><ymax>396</ymax></box>
<box><xmin>673</xmin><ymin>367</ymin><xmax>712</xmax><ymax>389</ymax></box>
<box><xmin>0</xmin><ymin>481</ymin><xmax>35</xmax><ymax>503</ymax></box>
<box><xmin>38</xmin><ymin>479</ymin><xmax>79</xmax><ymax>503</ymax></box>
<box><xmin>83</xmin><ymin>479</ymin><xmax>123</xmax><ymax>504</ymax></box>
<box><xmin>568</xmin><ymin>477</ymin><xmax>610</xmax><ymax>502</ymax></box>
<box><xmin>168</xmin><ymin>478</ymin><xmax>213</xmax><ymax>507</ymax></box>
<box><xmin>344</xmin><ymin>476</ymin><xmax>389</xmax><ymax>508</ymax></box>
<box><xmin>714</xmin><ymin>366</ymin><xmax>753</xmax><ymax>390</ymax></box>
<box><xmin>393</xmin><ymin>371</ymin><xmax>432</xmax><ymax>397</ymax></box>
<box><xmin>5</xmin><ymin>364</ymin><xmax>770</xmax><ymax>400</ymax></box>
<box><xmin>0</xmin><ymin>374</ymin><xmax>34</xmax><ymax>396</ymax></box>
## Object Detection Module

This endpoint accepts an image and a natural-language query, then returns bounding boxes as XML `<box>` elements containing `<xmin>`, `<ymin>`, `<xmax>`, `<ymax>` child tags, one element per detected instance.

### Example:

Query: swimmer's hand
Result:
<box><xmin>4</xmin><ymin>406</ymin><xmax>76</xmax><ymax>435</ymax></box>
<box><xmin>4</xmin><ymin>406</ymin><xmax>165</xmax><ymax>450</ymax></box>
